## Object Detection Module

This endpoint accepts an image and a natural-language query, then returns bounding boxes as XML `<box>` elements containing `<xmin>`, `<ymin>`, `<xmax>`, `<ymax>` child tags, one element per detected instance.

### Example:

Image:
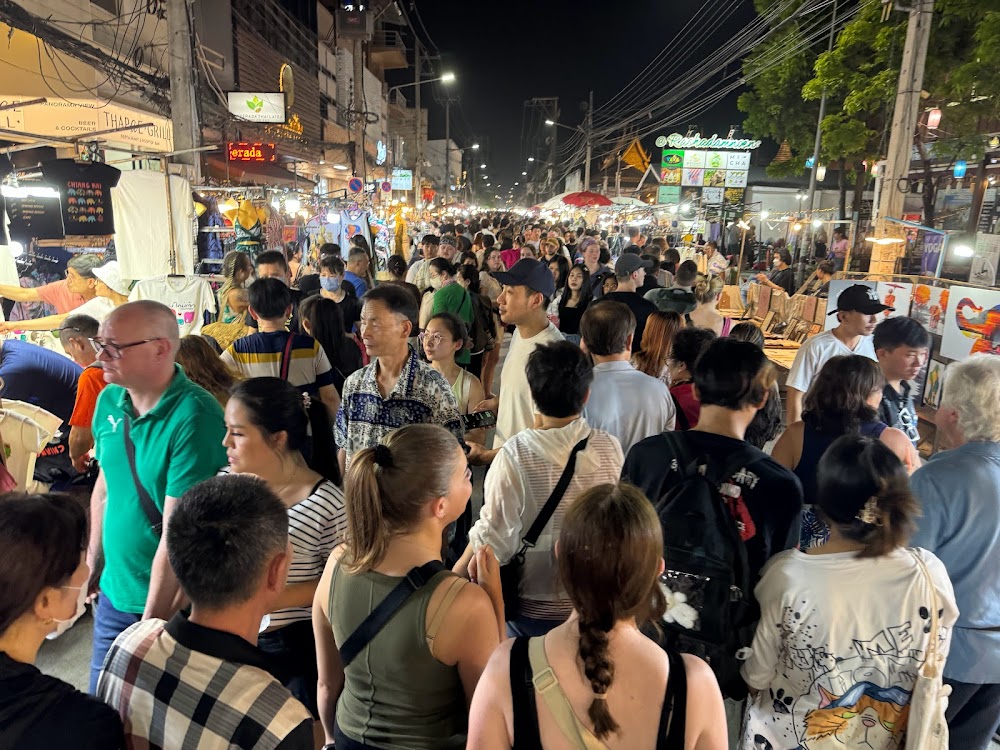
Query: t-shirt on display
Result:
<box><xmin>41</xmin><ymin>159</ymin><xmax>121</xmax><ymax>236</ymax></box>
<box><xmin>129</xmin><ymin>275</ymin><xmax>217</xmax><ymax>336</ymax></box>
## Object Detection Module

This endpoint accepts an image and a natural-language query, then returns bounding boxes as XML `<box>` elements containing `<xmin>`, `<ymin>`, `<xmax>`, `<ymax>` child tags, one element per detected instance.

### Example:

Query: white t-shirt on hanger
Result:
<box><xmin>129</xmin><ymin>275</ymin><xmax>217</xmax><ymax>336</ymax></box>
<box><xmin>0</xmin><ymin>402</ymin><xmax>63</xmax><ymax>492</ymax></box>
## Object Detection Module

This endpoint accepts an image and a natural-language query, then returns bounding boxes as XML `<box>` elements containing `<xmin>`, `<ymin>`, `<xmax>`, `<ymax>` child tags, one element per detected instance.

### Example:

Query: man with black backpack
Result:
<box><xmin>621</xmin><ymin>338</ymin><xmax>803</xmax><ymax>703</ymax></box>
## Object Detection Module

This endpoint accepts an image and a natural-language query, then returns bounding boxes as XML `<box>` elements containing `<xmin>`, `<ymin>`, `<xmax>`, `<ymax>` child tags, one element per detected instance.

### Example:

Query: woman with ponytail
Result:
<box><xmin>468</xmin><ymin>482</ymin><xmax>727</xmax><ymax>749</ymax></box>
<box><xmin>741</xmin><ymin>435</ymin><xmax>957</xmax><ymax>750</ymax></box>
<box><xmin>221</xmin><ymin>377</ymin><xmax>346</xmax><ymax>716</ymax></box>
<box><xmin>312</xmin><ymin>424</ymin><xmax>503</xmax><ymax>750</ymax></box>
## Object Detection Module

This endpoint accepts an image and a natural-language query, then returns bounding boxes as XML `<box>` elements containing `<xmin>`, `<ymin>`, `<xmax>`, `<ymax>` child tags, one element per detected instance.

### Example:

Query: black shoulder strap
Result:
<box><xmin>670</xmin><ymin>393</ymin><xmax>690</xmax><ymax>431</ymax></box>
<box><xmin>516</xmin><ymin>435</ymin><xmax>590</xmax><ymax>554</ymax></box>
<box><xmin>658</xmin><ymin>650</ymin><xmax>688</xmax><ymax>749</ymax></box>
<box><xmin>339</xmin><ymin>561</ymin><xmax>447</xmax><ymax>668</ymax></box>
<box><xmin>509</xmin><ymin>636</ymin><xmax>542</xmax><ymax>749</ymax></box>
<box><xmin>662</xmin><ymin>430</ymin><xmax>696</xmax><ymax>478</ymax></box>
<box><xmin>704</xmin><ymin>443</ymin><xmax>765</xmax><ymax>489</ymax></box>
<box><xmin>122</xmin><ymin>417</ymin><xmax>163</xmax><ymax>536</ymax></box>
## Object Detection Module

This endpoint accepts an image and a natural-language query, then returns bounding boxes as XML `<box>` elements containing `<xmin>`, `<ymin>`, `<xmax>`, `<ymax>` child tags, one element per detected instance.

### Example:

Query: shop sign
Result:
<box><xmin>227</xmin><ymin>142</ymin><xmax>276</xmax><ymax>162</ymax></box>
<box><xmin>376</xmin><ymin>140</ymin><xmax>387</xmax><ymax>165</ymax></box>
<box><xmin>227</xmin><ymin>92</ymin><xmax>286</xmax><ymax>123</ymax></box>
<box><xmin>3</xmin><ymin>189</ymin><xmax>65</xmax><ymax>242</ymax></box>
<box><xmin>390</xmin><ymin>168</ymin><xmax>413</xmax><ymax>191</ymax></box>
<box><xmin>656</xmin><ymin>132</ymin><xmax>762</xmax><ymax>150</ymax></box>
<box><xmin>0</xmin><ymin>95</ymin><xmax>173</xmax><ymax>151</ymax></box>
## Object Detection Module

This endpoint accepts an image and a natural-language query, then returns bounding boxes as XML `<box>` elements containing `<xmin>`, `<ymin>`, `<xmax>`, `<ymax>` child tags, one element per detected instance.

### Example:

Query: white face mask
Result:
<box><xmin>45</xmin><ymin>583</ymin><xmax>87</xmax><ymax>640</ymax></box>
<box><xmin>430</xmin><ymin>276</ymin><xmax>444</xmax><ymax>290</ymax></box>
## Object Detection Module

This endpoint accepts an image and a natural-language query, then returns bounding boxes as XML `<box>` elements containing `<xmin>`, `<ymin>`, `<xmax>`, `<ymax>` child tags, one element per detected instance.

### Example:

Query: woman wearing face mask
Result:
<box><xmin>222</xmin><ymin>377</ymin><xmax>346</xmax><ymax>717</ymax></box>
<box><xmin>0</xmin><ymin>493</ymin><xmax>124</xmax><ymax>748</ymax></box>
<box><xmin>319</xmin><ymin>255</ymin><xmax>362</xmax><ymax>336</ymax></box>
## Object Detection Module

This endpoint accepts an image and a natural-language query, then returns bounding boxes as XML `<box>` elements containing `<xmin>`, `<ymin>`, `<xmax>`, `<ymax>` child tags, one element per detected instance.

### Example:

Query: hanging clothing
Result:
<box><xmin>128</xmin><ymin>275</ymin><xmax>217</xmax><ymax>336</ymax></box>
<box><xmin>112</xmin><ymin>171</ymin><xmax>195</xmax><ymax>278</ymax></box>
<box><xmin>0</xmin><ymin>401</ymin><xmax>63</xmax><ymax>492</ymax></box>
<box><xmin>339</xmin><ymin>210</ymin><xmax>372</xmax><ymax>251</ymax></box>
<box><xmin>41</xmin><ymin>159</ymin><xmax>121</xmax><ymax>236</ymax></box>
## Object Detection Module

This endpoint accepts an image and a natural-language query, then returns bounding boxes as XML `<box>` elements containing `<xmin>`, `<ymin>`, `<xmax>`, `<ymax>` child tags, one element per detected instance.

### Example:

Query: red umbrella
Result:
<box><xmin>560</xmin><ymin>191</ymin><xmax>614</xmax><ymax>208</ymax></box>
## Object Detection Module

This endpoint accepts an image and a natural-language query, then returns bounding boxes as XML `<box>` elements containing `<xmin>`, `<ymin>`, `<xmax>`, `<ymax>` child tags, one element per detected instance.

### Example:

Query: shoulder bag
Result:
<box><xmin>905</xmin><ymin>549</ymin><xmax>952</xmax><ymax>750</ymax></box>
<box><xmin>122</xmin><ymin>417</ymin><xmax>163</xmax><ymax>536</ymax></box>
<box><xmin>499</xmin><ymin>435</ymin><xmax>590</xmax><ymax>620</ymax></box>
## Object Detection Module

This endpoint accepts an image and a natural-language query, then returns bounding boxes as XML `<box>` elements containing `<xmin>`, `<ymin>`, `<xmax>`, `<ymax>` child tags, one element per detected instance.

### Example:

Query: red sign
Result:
<box><xmin>227</xmin><ymin>142</ymin><xmax>276</xmax><ymax>163</ymax></box>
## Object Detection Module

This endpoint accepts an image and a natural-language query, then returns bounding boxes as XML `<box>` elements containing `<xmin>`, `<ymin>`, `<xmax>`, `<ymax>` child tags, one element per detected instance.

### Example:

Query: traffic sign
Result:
<box><xmin>381</xmin><ymin>181</ymin><xmax>392</xmax><ymax>193</ymax></box>
<box><xmin>348</xmin><ymin>177</ymin><xmax>363</xmax><ymax>193</ymax></box>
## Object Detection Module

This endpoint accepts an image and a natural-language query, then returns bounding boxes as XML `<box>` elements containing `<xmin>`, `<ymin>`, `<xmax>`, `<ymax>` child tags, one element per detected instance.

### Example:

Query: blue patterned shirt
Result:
<box><xmin>335</xmin><ymin>348</ymin><xmax>464</xmax><ymax>466</ymax></box>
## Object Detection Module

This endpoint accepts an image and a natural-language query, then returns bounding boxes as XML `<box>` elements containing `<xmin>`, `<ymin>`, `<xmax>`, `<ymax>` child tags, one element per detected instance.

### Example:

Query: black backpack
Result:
<box><xmin>653</xmin><ymin>431</ymin><xmax>762</xmax><ymax>700</ymax></box>
<box><xmin>467</xmin><ymin>292</ymin><xmax>494</xmax><ymax>354</ymax></box>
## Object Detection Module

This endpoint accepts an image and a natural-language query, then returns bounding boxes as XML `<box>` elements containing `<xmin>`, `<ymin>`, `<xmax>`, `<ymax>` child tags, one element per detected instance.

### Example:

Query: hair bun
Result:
<box><xmin>373</xmin><ymin>444</ymin><xmax>394</xmax><ymax>468</ymax></box>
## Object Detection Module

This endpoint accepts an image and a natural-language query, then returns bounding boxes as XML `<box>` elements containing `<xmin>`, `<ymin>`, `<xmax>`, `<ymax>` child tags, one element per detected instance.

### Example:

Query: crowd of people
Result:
<box><xmin>0</xmin><ymin>213</ymin><xmax>997</xmax><ymax>750</ymax></box>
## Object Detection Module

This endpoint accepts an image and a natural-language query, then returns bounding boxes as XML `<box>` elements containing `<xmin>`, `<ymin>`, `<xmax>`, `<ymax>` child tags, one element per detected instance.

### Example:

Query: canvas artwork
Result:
<box><xmin>939</xmin><ymin>284</ymin><xmax>1000</xmax><ymax>361</ymax></box>
<box><xmin>823</xmin><ymin>280</ymin><xmax>876</xmax><ymax>331</ymax></box>
<box><xmin>911</xmin><ymin>284</ymin><xmax>950</xmax><ymax>335</ymax></box>
<box><xmin>874</xmin><ymin>282</ymin><xmax>913</xmax><ymax>319</ymax></box>
<box><xmin>923</xmin><ymin>360</ymin><xmax>947</xmax><ymax>408</ymax></box>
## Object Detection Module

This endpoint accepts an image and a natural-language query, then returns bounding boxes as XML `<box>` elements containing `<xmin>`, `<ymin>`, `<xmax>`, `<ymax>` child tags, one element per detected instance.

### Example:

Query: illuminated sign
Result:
<box><xmin>227</xmin><ymin>142</ymin><xmax>276</xmax><ymax>162</ymax></box>
<box><xmin>390</xmin><ymin>168</ymin><xmax>413</xmax><ymax>191</ymax></box>
<box><xmin>227</xmin><ymin>92</ymin><xmax>285</xmax><ymax>123</ymax></box>
<box><xmin>655</xmin><ymin>132</ymin><xmax>762</xmax><ymax>150</ymax></box>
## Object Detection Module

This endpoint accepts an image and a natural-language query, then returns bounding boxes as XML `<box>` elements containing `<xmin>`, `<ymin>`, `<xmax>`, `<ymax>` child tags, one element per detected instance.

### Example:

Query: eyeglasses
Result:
<box><xmin>419</xmin><ymin>332</ymin><xmax>446</xmax><ymax>345</ymax></box>
<box><xmin>89</xmin><ymin>337</ymin><xmax>164</xmax><ymax>360</ymax></box>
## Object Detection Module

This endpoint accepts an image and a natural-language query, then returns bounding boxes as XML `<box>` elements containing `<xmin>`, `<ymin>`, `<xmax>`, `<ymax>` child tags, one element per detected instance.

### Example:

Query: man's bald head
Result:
<box><xmin>107</xmin><ymin>300</ymin><xmax>180</xmax><ymax>345</ymax></box>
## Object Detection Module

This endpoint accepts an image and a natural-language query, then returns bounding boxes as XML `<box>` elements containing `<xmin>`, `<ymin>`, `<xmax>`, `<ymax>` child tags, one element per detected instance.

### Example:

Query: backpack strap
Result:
<box><xmin>658</xmin><ymin>650</ymin><xmax>688</xmax><ymax>749</ymax></box>
<box><xmin>510</xmin><ymin>637</ymin><xmax>542</xmax><ymax>748</ymax></box>
<box><xmin>339</xmin><ymin>560</ymin><xmax>446</xmax><ymax>667</ymax></box>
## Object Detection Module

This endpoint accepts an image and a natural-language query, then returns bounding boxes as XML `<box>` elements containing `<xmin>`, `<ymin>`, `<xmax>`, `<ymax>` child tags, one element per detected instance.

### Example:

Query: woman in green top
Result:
<box><xmin>312</xmin><ymin>424</ymin><xmax>504</xmax><ymax>750</ymax></box>
<box><xmin>216</xmin><ymin>250</ymin><xmax>253</xmax><ymax>323</ymax></box>
<box><xmin>426</xmin><ymin>258</ymin><xmax>474</xmax><ymax>366</ymax></box>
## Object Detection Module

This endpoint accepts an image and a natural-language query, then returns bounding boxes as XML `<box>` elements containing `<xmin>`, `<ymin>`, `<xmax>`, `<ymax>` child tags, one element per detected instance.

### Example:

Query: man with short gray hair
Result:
<box><xmin>86</xmin><ymin>300</ymin><xmax>227</xmax><ymax>692</ymax></box>
<box><xmin>910</xmin><ymin>353</ymin><xmax>1000</xmax><ymax>750</ymax></box>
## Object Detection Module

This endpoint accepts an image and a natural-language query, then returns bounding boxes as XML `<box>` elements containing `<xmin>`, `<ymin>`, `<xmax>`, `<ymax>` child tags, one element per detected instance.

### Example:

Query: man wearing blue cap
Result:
<box><xmin>473</xmin><ymin>259</ymin><xmax>563</xmax><ymax>462</ymax></box>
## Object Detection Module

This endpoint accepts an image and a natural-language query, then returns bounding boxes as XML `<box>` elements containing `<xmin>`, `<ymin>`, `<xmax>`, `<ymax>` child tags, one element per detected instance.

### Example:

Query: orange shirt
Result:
<box><xmin>69</xmin><ymin>365</ymin><xmax>107</xmax><ymax>428</ymax></box>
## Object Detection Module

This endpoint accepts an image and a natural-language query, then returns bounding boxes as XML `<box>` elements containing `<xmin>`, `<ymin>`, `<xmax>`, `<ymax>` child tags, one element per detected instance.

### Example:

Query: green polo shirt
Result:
<box><xmin>430</xmin><ymin>283</ymin><xmax>474</xmax><ymax>364</ymax></box>
<box><xmin>93</xmin><ymin>364</ymin><xmax>227</xmax><ymax>613</ymax></box>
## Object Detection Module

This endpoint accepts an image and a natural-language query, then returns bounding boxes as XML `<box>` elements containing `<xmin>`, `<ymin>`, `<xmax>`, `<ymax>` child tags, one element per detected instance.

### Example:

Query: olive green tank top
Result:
<box><xmin>328</xmin><ymin>563</ymin><xmax>467</xmax><ymax>749</ymax></box>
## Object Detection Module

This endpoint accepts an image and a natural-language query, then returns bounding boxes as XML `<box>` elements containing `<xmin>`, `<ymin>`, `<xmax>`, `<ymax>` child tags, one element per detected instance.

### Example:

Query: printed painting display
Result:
<box><xmin>911</xmin><ymin>284</ymin><xmax>949</xmax><ymax>335</ymax></box>
<box><xmin>923</xmin><ymin>360</ymin><xmax>947</xmax><ymax>408</ymax></box>
<box><xmin>874</xmin><ymin>282</ymin><xmax>913</xmax><ymax>319</ymax></box>
<box><xmin>823</xmin><ymin>280</ymin><xmax>876</xmax><ymax>331</ymax></box>
<box><xmin>939</xmin><ymin>284</ymin><xmax>1000</xmax><ymax>361</ymax></box>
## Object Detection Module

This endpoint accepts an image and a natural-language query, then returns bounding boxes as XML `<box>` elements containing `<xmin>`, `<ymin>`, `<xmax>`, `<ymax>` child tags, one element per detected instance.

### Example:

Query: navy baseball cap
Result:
<box><xmin>494</xmin><ymin>258</ymin><xmax>556</xmax><ymax>298</ymax></box>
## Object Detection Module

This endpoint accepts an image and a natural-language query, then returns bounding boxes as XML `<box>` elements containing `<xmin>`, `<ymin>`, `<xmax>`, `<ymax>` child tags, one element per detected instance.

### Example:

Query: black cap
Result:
<box><xmin>615</xmin><ymin>254</ymin><xmax>653</xmax><ymax>276</ymax></box>
<box><xmin>828</xmin><ymin>284</ymin><xmax>894</xmax><ymax>315</ymax></box>
<box><xmin>494</xmin><ymin>258</ymin><xmax>556</xmax><ymax>298</ymax></box>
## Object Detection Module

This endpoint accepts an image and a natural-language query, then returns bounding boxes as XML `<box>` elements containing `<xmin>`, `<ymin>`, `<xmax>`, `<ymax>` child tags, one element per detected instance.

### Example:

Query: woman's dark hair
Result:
<box><xmin>774</xmin><ymin>247</ymin><xmax>793</xmax><ymax>265</ymax></box>
<box><xmin>0</xmin><ymin>493</ymin><xmax>87</xmax><ymax>635</ymax></box>
<box><xmin>229</xmin><ymin>377</ymin><xmax>340</xmax><ymax>484</ymax></box>
<box><xmin>729</xmin><ymin>321</ymin><xmax>765</xmax><ymax>348</ymax></box>
<box><xmin>458</xmin><ymin>263</ymin><xmax>481</xmax><ymax>293</ymax></box>
<box><xmin>480</xmin><ymin>246</ymin><xmax>502</xmax><ymax>272</ymax></box>
<box><xmin>498</xmin><ymin>233</ymin><xmax>514</xmax><ymax>251</ymax></box>
<box><xmin>350</xmin><ymin>234</ymin><xmax>371</xmax><ymax>253</ymax></box>
<box><xmin>320</xmin><ymin>255</ymin><xmax>346</xmax><ymax>275</ymax></box>
<box><xmin>459</xmin><ymin>251</ymin><xmax>478</xmax><ymax>266</ymax></box>
<box><xmin>802</xmin><ymin>355</ymin><xmax>884</xmax><ymax>433</ymax></box>
<box><xmin>816</xmin><ymin>435</ymin><xmax>917</xmax><ymax>557</ymax></box>
<box><xmin>745</xmin><ymin>383</ymin><xmax>783</xmax><ymax>448</ymax></box>
<box><xmin>386</xmin><ymin>255</ymin><xmax>407</xmax><ymax>279</ymax></box>
<box><xmin>598</xmin><ymin>246</ymin><xmax>611</xmax><ymax>264</ymax></box>
<box><xmin>427</xmin><ymin>311</ymin><xmax>468</xmax><ymax>344</ymax></box>
<box><xmin>670</xmin><ymin>326</ymin><xmax>717</xmax><ymax>371</ymax></box>
<box><xmin>302</xmin><ymin>297</ymin><xmax>356</xmax><ymax>384</ymax></box>
<box><xmin>558</xmin><ymin>264</ymin><xmax>593</xmax><ymax>318</ymax></box>
<box><xmin>548</xmin><ymin>255</ymin><xmax>570</xmax><ymax>290</ymax></box>
<box><xmin>558</xmin><ymin>483</ymin><xmax>666</xmax><ymax>739</ymax></box>
<box><xmin>319</xmin><ymin>242</ymin><xmax>341</xmax><ymax>258</ymax></box>
<box><xmin>284</xmin><ymin>242</ymin><xmax>300</xmax><ymax>262</ymax></box>
<box><xmin>428</xmin><ymin>257</ymin><xmax>457</xmax><ymax>277</ymax></box>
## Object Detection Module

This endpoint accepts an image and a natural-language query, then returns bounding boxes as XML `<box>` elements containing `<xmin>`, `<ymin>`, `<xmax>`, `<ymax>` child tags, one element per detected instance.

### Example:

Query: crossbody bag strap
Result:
<box><xmin>670</xmin><ymin>393</ymin><xmax>690</xmax><ymax>431</ymax></box>
<box><xmin>338</xmin><ymin>560</ymin><xmax>446</xmax><ymax>668</ymax></box>
<box><xmin>122</xmin><ymin>417</ymin><xmax>163</xmax><ymax>536</ymax></box>
<box><xmin>279</xmin><ymin>333</ymin><xmax>296</xmax><ymax>381</ymax></box>
<box><xmin>909</xmin><ymin>549</ymin><xmax>942</xmax><ymax>676</ymax></box>
<box><xmin>528</xmin><ymin>636</ymin><xmax>605</xmax><ymax>750</ymax></box>
<box><xmin>513</xmin><ymin>435</ymin><xmax>590</xmax><ymax>562</ymax></box>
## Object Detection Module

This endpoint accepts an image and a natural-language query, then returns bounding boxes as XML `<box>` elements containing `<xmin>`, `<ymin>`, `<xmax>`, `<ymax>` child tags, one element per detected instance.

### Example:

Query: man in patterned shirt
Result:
<box><xmin>335</xmin><ymin>284</ymin><xmax>464</xmax><ymax>474</ymax></box>
<box><xmin>97</xmin><ymin>474</ymin><xmax>313</xmax><ymax>749</ymax></box>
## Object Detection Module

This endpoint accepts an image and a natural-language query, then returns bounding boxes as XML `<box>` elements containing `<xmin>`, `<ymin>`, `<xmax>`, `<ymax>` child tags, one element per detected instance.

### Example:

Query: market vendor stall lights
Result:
<box><xmin>1</xmin><ymin>185</ymin><xmax>59</xmax><ymax>198</ymax></box>
<box><xmin>760</xmin><ymin>210</ymin><xmax>770</xmax><ymax>220</ymax></box>
<box><xmin>812</xmin><ymin>219</ymin><xmax>823</xmax><ymax>228</ymax></box>
<box><xmin>325</xmin><ymin>211</ymin><xmax>341</xmax><ymax>223</ymax></box>
<box><xmin>738</xmin><ymin>220</ymin><xmax>750</xmax><ymax>231</ymax></box>
<box><xmin>285</xmin><ymin>198</ymin><xmax>301</xmax><ymax>213</ymax></box>
<box><xmin>792</xmin><ymin>223</ymin><xmax>802</xmax><ymax>232</ymax></box>
<box><xmin>333</xmin><ymin>164</ymin><xmax>349</xmax><ymax>170</ymax></box>
<box><xmin>8</xmin><ymin>241</ymin><xmax>24</xmax><ymax>258</ymax></box>
<box><xmin>864</xmin><ymin>236</ymin><xmax>906</xmax><ymax>246</ymax></box>
<box><xmin>953</xmin><ymin>244</ymin><xmax>974</xmax><ymax>257</ymax></box>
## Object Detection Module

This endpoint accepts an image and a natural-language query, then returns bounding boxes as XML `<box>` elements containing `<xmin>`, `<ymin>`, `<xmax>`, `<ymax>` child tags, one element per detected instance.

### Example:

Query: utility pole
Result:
<box><xmin>352</xmin><ymin>38</ymin><xmax>366</xmax><ymax>180</ymax></box>
<box><xmin>805</xmin><ymin>0</ymin><xmax>838</xmax><ymax>220</ymax></box>
<box><xmin>166</xmin><ymin>0</ymin><xmax>201</xmax><ymax>181</ymax></box>
<box><xmin>584</xmin><ymin>89</ymin><xmax>593</xmax><ymax>190</ymax></box>
<box><xmin>413</xmin><ymin>38</ymin><xmax>422</xmax><ymax>209</ymax></box>
<box><xmin>444</xmin><ymin>98</ymin><xmax>451</xmax><ymax>202</ymax></box>
<box><xmin>873</xmin><ymin>0</ymin><xmax>934</xmax><ymax>272</ymax></box>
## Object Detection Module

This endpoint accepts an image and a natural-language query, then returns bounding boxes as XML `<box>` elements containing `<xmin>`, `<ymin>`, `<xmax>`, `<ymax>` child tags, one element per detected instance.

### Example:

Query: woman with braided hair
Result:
<box><xmin>468</xmin><ymin>482</ymin><xmax>727</xmax><ymax>749</ymax></box>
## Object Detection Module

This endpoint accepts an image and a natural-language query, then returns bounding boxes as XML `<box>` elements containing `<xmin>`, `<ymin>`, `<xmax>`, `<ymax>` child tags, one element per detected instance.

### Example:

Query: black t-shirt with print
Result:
<box><xmin>40</xmin><ymin>159</ymin><xmax>121</xmax><ymax>236</ymax></box>
<box><xmin>622</xmin><ymin>430</ymin><xmax>804</xmax><ymax>583</ymax></box>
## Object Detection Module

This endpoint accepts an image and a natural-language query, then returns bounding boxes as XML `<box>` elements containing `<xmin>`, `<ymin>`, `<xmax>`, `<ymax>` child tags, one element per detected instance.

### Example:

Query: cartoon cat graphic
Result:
<box><xmin>802</xmin><ymin>682</ymin><xmax>911</xmax><ymax>749</ymax></box>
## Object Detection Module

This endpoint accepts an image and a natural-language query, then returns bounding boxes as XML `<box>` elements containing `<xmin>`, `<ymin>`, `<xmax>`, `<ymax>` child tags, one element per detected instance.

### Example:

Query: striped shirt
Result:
<box><xmin>97</xmin><ymin>614</ymin><xmax>313</xmax><ymax>750</ymax></box>
<box><xmin>220</xmin><ymin>470</ymin><xmax>347</xmax><ymax>628</ymax></box>
<box><xmin>221</xmin><ymin>331</ymin><xmax>335</xmax><ymax>393</ymax></box>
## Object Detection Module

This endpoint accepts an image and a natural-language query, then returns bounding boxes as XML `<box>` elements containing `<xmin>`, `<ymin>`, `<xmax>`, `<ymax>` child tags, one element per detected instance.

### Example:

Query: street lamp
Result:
<box><xmin>528</xmin><ymin>157</ymin><xmax>535</xmax><ymax>162</ymax></box>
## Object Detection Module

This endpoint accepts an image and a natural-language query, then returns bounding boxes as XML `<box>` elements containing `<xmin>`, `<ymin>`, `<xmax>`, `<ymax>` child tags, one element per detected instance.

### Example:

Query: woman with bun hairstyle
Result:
<box><xmin>468</xmin><ymin>482</ymin><xmax>727</xmax><ymax>749</ymax></box>
<box><xmin>686</xmin><ymin>273</ymin><xmax>732</xmax><ymax>336</ymax></box>
<box><xmin>741</xmin><ymin>434</ymin><xmax>957</xmax><ymax>750</ymax></box>
<box><xmin>312</xmin><ymin>424</ymin><xmax>503</xmax><ymax>750</ymax></box>
<box><xmin>425</xmin><ymin>257</ymin><xmax>474</xmax><ymax>366</ymax></box>
<box><xmin>222</xmin><ymin>376</ymin><xmax>345</xmax><ymax>715</ymax></box>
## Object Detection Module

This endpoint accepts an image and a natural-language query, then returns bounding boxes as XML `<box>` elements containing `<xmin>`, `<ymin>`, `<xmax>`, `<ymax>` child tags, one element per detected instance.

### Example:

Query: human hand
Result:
<box><xmin>754</xmin><ymin>273</ymin><xmax>767</xmax><ymax>283</ymax></box>
<box><xmin>473</xmin><ymin>545</ymin><xmax>502</xmax><ymax>604</ymax></box>
<box><xmin>72</xmin><ymin>453</ymin><xmax>91</xmax><ymax>474</ymax></box>
<box><xmin>473</xmin><ymin>396</ymin><xmax>498</xmax><ymax>414</ymax></box>
<box><xmin>467</xmin><ymin>552</ymin><xmax>479</xmax><ymax>582</ymax></box>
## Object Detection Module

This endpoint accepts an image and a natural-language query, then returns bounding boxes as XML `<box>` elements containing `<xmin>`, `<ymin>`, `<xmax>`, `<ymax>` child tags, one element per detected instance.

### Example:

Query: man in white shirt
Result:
<box><xmin>475</xmin><ymin>258</ymin><xmax>562</xmax><ymax>463</ymax></box>
<box><xmin>785</xmin><ymin>284</ymin><xmax>889</xmax><ymax>424</ymax></box>
<box><xmin>580</xmin><ymin>300</ymin><xmax>675</xmax><ymax>454</ymax></box>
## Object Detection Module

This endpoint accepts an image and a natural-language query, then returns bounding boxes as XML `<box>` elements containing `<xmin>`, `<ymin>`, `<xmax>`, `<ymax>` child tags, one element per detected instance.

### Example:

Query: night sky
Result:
<box><xmin>391</xmin><ymin>0</ymin><xmax>758</xmax><ymax>199</ymax></box>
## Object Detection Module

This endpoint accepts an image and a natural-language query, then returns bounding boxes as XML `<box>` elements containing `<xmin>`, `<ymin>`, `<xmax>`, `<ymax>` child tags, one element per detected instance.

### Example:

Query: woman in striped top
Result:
<box><xmin>222</xmin><ymin>377</ymin><xmax>347</xmax><ymax>717</ymax></box>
